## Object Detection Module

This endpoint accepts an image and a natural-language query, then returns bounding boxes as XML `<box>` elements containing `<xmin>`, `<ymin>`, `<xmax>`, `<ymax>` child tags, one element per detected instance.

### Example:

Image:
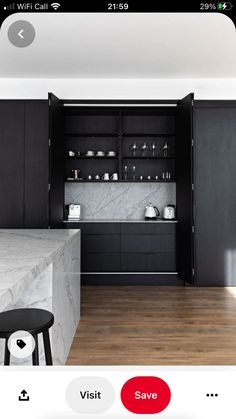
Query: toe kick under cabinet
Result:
<box><xmin>65</xmin><ymin>221</ymin><xmax>180</xmax><ymax>285</ymax></box>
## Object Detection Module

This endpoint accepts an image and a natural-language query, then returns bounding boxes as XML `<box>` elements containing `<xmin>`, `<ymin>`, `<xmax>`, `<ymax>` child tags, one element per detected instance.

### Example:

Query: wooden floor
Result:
<box><xmin>67</xmin><ymin>286</ymin><xmax>236</xmax><ymax>365</ymax></box>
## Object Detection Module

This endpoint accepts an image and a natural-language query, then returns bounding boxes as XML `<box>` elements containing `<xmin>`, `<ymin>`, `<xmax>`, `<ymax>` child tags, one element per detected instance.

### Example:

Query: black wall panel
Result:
<box><xmin>194</xmin><ymin>104</ymin><xmax>236</xmax><ymax>286</ymax></box>
<box><xmin>24</xmin><ymin>101</ymin><xmax>49</xmax><ymax>227</ymax></box>
<box><xmin>0</xmin><ymin>101</ymin><xmax>25</xmax><ymax>227</ymax></box>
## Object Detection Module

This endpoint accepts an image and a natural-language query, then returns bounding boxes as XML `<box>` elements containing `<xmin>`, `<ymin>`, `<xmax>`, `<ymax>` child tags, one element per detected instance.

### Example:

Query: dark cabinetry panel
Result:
<box><xmin>49</xmin><ymin>93</ymin><xmax>65</xmax><ymax>227</ymax></box>
<box><xmin>0</xmin><ymin>100</ymin><xmax>49</xmax><ymax>228</ymax></box>
<box><xmin>24</xmin><ymin>101</ymin><xmax>49</xmax><ymax>227</ymax></box>
<box><xmin>121</xmin><ymin>223</ymin><xmax>175</xmax><ymax>235</ymax></box>
<box><xmin>65</xmin><ymin>109</ymin><xmax>119</xmax><ymax>135</ymax></box>
<box><xmin>194</xmin><ymin>105</ymin><xmax>236</xmax><ymax>286</ymax></box>
<box><xmin>83</xmin><ymin>234</ymin><xmax>120</xmax><ymax>253</ymax></box>
<box><xmin>80</xmin><ymin>223</ymin><xmax>120</xmax><ymax>235</ymax></box>
<box><xmin>121</xmin><ymin>253</ymin><xmax>176</xmax><ymax>272</ymax></box>
<box><xmin>83</xmin><ymin>253</ymin><xmax>120</xmax><ymax>272</ymax></box>
<box><xmin>121</xmin><ymin>223</ymin><xmax>176</xmax><ymax>272</ymax></box>
<box><xmin>0</xmin><ymin>101</ymin><xmax>25</xmax><ymax>227</ymax></box>
<box><xmin>122</xmin><ymin>109</ymin><xmax>175</xmax><ymax>134</ymax></box>
<box><xmin>121</xmin><ymin>234</ymin><xmax>175</xmax><ymax>253</ymax></box>
<box><xmin>77</xmin><ymin>222</ymin><xmax>121</xmax><ymax>273</ymax></box>
<box><xmin>176</xmin><ymin>93</ymin><xmax>194</xmax><ymax>283</ymax></box>
<box><xmin>65</xmin><ymin>222</ymin><xmax>176</xmax><ymax>276</ymax></box>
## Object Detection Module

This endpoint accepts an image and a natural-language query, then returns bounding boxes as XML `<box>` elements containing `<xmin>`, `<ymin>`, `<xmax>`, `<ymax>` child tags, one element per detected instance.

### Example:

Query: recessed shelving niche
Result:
<box><xmin>64</xmin><ymin>107</ymin><xmax>176</xmax><ymax>183</ymax></box>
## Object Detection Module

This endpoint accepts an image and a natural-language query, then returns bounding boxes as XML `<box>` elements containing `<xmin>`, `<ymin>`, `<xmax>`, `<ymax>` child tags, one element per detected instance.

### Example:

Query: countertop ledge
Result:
<box><xmin>63</xmin><ymin>219</ymin><xmax>178</xmax><ymax>223</ymax></box>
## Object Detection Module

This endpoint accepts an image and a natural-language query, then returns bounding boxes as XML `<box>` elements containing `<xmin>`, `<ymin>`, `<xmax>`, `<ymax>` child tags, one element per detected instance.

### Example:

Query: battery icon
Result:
<box><xmin>217</xmin><ymin>2</ymin><xmax>233</xmax><ymax>10</ymax></box>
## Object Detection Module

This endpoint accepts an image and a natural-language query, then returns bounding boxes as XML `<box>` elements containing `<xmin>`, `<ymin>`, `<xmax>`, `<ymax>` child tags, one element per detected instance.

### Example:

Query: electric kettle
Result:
<box><xmin>163</xmin><ymin>205</ymin><xmax>176</xmax><ymax>220</ymax></box>
<box><xmin>145</xmin><ymin>203</ymin><xmax>160</xmax><ymax>220</ymax></box>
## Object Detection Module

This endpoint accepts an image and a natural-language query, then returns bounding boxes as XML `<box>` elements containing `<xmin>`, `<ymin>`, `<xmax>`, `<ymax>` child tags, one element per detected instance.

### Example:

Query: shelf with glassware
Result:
<box><xmin>64</xmin><ymin>105</ymin><xmax>176</xmax><ymax>182</ymax></box>
<box><xmin>64</xmin><ymin>137</ymin><xmax>175</xmax><ymax>182</ymax></box>
<box><xmin>120</xmin><ymin>135</ymin><xmax>175</xmax><ymax>182</ymax></box>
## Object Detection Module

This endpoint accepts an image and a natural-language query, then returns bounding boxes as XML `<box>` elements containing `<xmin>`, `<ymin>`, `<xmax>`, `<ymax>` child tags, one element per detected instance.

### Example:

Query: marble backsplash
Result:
<box><xmin>65</xmin><ymin>183</ymin><xmax>176</xmax><ymax>220</ymax></box>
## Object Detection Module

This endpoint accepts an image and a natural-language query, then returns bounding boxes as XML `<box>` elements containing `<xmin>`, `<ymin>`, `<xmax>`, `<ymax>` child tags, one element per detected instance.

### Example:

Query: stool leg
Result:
<box><xmin>43</xmin><ymin>329</ymin><xmax>53</xmax><ymax>366</ymax></box>
<box><xmin>32</xmin><ymin>335</ymin><xmax>39</xmax><ymax>366</ymax></box>
<box><xmin>4</xmin><ymin>339</ymin><xmax>10</xmax><ymax>366</ymax></box>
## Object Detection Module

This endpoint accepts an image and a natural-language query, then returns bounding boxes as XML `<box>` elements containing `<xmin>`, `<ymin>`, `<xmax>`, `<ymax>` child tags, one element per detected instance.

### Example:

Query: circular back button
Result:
<box><xmin>8</xmin><ymin>20</ymin><xmax>35</xmax><ymax>48</ymax></box>
<box><xmin>121</xmin><ymin>376</ymin><xmax>171</xmax><ymax>414</ymax></box>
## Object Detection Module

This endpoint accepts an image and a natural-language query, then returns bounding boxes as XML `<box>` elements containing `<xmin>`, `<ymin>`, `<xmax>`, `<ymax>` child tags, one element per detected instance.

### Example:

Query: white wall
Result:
<box><xmin>0</xmin><ymin>78</ymin><xmax>236</xmax><ymax>100</ymax></box>
<box><xmin>1</xmin><ymin>13</ymin><xmax>235</xmax><ymax>79</ymax></box>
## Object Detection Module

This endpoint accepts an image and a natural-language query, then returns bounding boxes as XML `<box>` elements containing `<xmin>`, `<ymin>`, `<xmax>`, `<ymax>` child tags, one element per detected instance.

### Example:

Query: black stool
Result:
<box><xmin>0</xmin><ymin>308</ymin><xmax>54</xmax><ymax>366</ymax></box>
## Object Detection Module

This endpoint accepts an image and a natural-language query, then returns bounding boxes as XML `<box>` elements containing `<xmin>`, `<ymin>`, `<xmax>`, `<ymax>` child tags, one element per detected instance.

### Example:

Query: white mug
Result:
<box><xmin>68</xmin><ymin>150</ymin><xmax>75</xmax><ymax>157</ymax></box>
<box><xmin>110</xmin><ymin>173</ymin><xmax>118</xmax><ymax>181</ymax></box>
<box><xmin>102</xmin><ymin>173</ymin><xmax>109</xmax><ymax>181</ymax></box>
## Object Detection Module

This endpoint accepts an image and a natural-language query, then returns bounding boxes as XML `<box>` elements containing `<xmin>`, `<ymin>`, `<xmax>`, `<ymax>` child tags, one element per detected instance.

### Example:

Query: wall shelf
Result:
<box><xmin>65</xmin><ymin>133</ymin><xmax>118</xmax><ymax>138</ymax></box>
<box><xmin>65</xmin><ymin>179</ymin><xmax>175</xmax><ymax>183</ymax></box>
<box><xmin>122</xmin><ymin>156</ymin><xmax>175</xmax><ymax>160</ymax></box>
<box><xmin>64</xmin><ymin>106</ymin><xmax>176</xmax><ymax>183</ymax></box>
<box><xmin>122</xmin><ymin>133</ymin><xmax>175</xmax><ymax>137</ymax></box>
<box><xmin>65</xmin><ymin>156</ymin><xmax>118</xmax><ymax>160</ymax></box>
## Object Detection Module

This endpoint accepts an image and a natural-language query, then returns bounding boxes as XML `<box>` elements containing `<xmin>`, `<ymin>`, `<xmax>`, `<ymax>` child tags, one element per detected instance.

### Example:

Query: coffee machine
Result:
<box><xmin>68</xmin><ymin>204</ymin><xmax>81</xmax><ymax>220</ymax></box>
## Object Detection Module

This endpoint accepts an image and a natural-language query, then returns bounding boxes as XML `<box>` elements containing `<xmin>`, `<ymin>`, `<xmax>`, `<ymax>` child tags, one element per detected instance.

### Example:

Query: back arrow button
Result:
<box><xmin>18</xmin><ymin>29</ymin><xmax>24</xmax><ymax>39</ymax></box>
<box><xmin>8</xmin><ymin>20</ymin><xmax>35</xmax><ymax>48</ymax></box>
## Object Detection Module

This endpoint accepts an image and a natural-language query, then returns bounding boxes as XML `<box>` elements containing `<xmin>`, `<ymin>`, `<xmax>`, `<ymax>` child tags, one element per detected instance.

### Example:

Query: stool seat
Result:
<box><xmin>0</xmin><ymin>308</ymin><xmax>54</xmax><ymax>366</ymax></box>
<box><xmin>0</xmin><ymin>308</ymin><xmax>54</xmax><ymax>339</ymax></box>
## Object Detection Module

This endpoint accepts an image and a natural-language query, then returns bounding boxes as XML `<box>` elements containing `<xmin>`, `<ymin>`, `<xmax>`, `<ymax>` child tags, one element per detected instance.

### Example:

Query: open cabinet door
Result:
<box><xmin>194</xmin><ymin>102</ymin><xmax>236</xmax><ymax>286</ymax></box>
<box><xmin>49</xmin><ymin>92</ymin><xmax>64</xmax><ymax>227</ymax></box>
<box><xmin>176</xmin><ymin>93</ymin><xmax>194</xmax><ymax>284</ymax></box>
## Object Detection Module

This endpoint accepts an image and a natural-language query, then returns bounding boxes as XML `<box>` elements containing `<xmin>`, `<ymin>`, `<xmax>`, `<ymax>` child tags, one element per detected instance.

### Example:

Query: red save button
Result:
<box><xmin>121</xmin><ymin>376</ymin><xmax>171</xmax><ymax>414</ymax></box>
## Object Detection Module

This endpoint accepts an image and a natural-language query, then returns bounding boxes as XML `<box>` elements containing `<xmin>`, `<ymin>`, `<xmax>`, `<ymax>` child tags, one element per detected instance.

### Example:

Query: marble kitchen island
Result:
<box><xmin>0</xmin><ymin>229</ymin><xmax>80</xmax><ymax>365</ymax></box>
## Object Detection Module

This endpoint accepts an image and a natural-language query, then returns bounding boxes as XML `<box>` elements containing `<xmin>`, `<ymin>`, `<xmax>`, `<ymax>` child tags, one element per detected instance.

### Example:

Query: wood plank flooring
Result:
<box><xmin>67</xmin><ymin>286</ymin><xmax>236</xmax><ymax>365</ymax></box>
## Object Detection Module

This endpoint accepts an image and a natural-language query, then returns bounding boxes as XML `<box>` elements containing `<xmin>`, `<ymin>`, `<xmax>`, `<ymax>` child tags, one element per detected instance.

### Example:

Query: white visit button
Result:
<box><xmin>66</xmin><ymin>377</ymin><xmax>115</xmax><ymax>414</ymax></box>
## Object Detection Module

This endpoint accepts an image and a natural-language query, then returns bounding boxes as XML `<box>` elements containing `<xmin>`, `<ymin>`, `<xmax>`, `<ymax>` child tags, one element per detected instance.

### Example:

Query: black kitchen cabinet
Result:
<box><xmin>176</xmin><ymin>93</ymin><xmax>194</xmax><ymax>284</ymax></box>
<box><xmin>0</xmin><ymin>100</ymin><xmax>49</xmax><ymax>228</ymax></box>
<box><xmin>49</xmin><ymin>93</ymin><xmax>64</xmax><ymax>227</ymax></box>
<box><xmin>120</xmin><ymin>222</ymin><xmax>175</xmax><ymax>235</ymax></box>
<box><xmin>79</xmin><ymin>222</ymin><xmax>120</xmax><ymax>273</ymax></box>
<box><xmin>121</xmin><ymin>223</ymin><xmax>176</xmax><ymax>272</ymax></box>
<box><xmin>121</xmin><ymin>253</ymin><xmax>176</xmax><ymax>272</ymax></box>
<box><xmin>83</xmin><ymin>234</ymin><xmax>120</xmax><ymax>253</ymax></box>
<box><xmin>83</xmin><ymin>253</ymin><xmax>121</xmax><ymax>272</ymax></box>
<box><xmin>60</xmin><ymin>96</ymin><xmax>236</xmax><ymax>286</ymax></box>
<box><xmin>65</xmin><ymin>221</ymin><xmax>178</xmax><ymax>284</ymax></box>
<box><xmin>121</xmin><ymin>234</ymin><xmax>175</xmax><ymax>254</ymax></box>
<box><xmin>2</xmin><ymin>94</ymin><xmax>236</xmax><ymax>287</ymax></box>
<box><xmin>194</xmin><ymin>102</ymin><xmax>236</xmax><ymax>286</ymax></box>
<box><xmin>0</xmin><ymin>101</ymin><xmax>25</xmax><ymax>227</ymax></box>
<box><xmin>24</xmin><ymin>101</ymin><xmax>49</xmax><ymax>227</ymax></box>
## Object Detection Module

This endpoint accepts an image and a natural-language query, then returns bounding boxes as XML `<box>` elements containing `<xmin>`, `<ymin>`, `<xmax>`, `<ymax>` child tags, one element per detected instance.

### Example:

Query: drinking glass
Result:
<box><xmin>141</xmin><ymin>142</ymin><xmax>147</xmax><ymax>157</ymax></box>
<box><xmin>151</xmin><ymin>143</ymin><xmax>156</xmax><ymax>157</ymax></box>
<box><xmin>132</xmin><ymin>165</ymin><xmax>136</xmax><ymax>181</ymax></box>
<box><xmin>124</xmin><ymin>165</ymin><xmax>128</xmax><ymax>181</ymax></box>
<box><xmin>131</xmin><ymin>142</ymin><xmax>137</xmax><ymax>157</ymax></box>
<box><xmin>163</xmin><ymin>142</ymin><xmax>169</xmax><ymax>157</ymax></box>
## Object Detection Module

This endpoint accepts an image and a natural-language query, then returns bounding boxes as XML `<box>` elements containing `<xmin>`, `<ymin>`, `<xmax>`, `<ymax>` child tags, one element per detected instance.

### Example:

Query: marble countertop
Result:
<box><xmin>0</xmin><ymin>229</ymin><xmax>80</xmax><ymax>311</ymax></box>
<box><xmin>63</xmin><ymin>219</ymin><xmax>178</xmax><ymax>223</ymax></box>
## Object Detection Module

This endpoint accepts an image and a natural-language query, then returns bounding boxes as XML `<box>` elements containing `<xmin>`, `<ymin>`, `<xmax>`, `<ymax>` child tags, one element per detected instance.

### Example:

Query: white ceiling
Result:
<box><xmin>0</xmin><ymin>13</ymin><xmax>235</xmax><ymax>78</ymax></box>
